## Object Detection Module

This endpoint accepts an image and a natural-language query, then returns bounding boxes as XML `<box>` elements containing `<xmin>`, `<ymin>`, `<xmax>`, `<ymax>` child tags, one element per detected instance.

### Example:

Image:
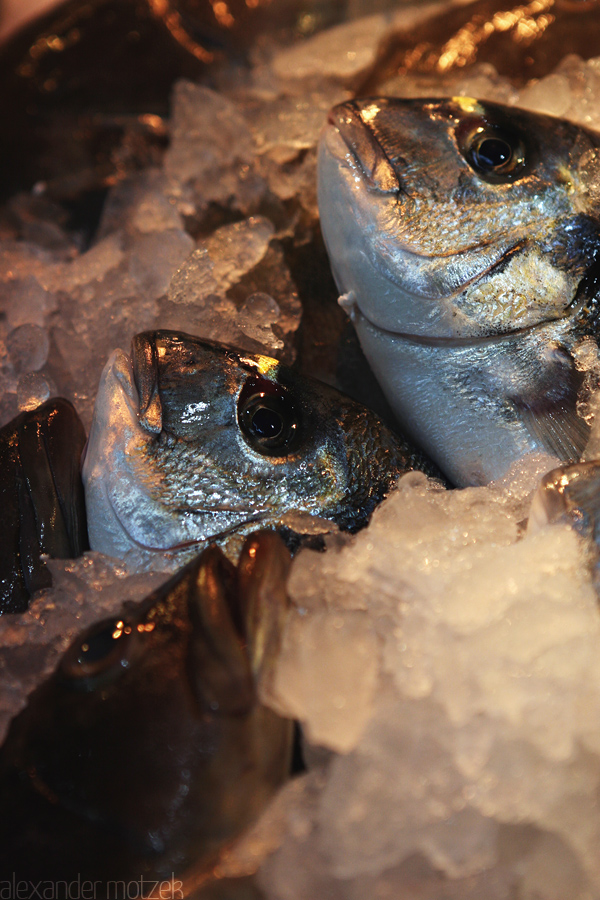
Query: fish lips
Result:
<box><xmin>327</xmin><ymin>101</ymin><xmax>401</xmax><ymax>195</ymax></box>
<box><xmin>82</xmin><ymin>348</ymin><xmax>193</xmax><ymax>560</ymax></box>
<box><xmin>132</xmin><ymin>332</ymin><xmax>163</xmax><ymax>435</ymax></box>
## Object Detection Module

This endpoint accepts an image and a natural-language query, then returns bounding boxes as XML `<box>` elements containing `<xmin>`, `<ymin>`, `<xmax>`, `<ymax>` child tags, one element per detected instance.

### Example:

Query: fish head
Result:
<box><xmin>318</xmin><ymin>97</ymin><xmax>600</xmax><ymax>485</ymax></box>
<box><xmin>83</xmin><ymin>330</ymin><xmax>411</xmax><ymax>566</ymax></box>
<box><xmin>0</xmin><ymin>531</ymin><xmax>293</xmax><ymax>881</ymax></box>
<box><xmin>318</xmin><ymin>96</ymin><xmax>600</xmax><ymax>338</ymax></box>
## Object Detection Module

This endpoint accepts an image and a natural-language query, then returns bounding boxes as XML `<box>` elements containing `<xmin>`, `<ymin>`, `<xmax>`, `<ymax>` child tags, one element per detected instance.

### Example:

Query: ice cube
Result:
<box><xmin>7</xmin><ymin>324</ymin><xmax>49</xmax><ymax>374</ymax></box>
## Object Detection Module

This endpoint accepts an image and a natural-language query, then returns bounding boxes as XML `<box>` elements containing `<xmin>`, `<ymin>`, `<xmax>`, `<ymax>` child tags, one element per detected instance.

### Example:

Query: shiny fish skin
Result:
<box><xmin>83</xmin><ymin>330</ymin><xmax>429</xmax><ymax>571</ymax></box>
<box><xmin>0</xmin><ymin>531</ymin><xmax>293</xmax><ymax>886</ymax></box>
<box><xmin>0</xmin><ymin>398</ymin><xmax>88</xmax><ymax>613</ymax></box>
<box><xmin>317</xmin><ymin>96</ymin><xmax>600</xmax><ymax>486</ymax></box>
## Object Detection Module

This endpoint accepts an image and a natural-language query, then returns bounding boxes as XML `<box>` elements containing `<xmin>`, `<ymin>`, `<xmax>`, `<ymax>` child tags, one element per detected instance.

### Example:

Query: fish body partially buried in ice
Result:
<box><xmin>0</xmin><ymin>531</ymin><xmax>293</xmax><ymax>886</ymax></box>
<box><xmin>83</xmin><ymin>330</ymin><xmax>427</xmax><ymax>570</ymax></box>
<box><xmin>318</xmin><ymin>96</ymin><xmax>600</xmax><ymax>486</ymax></box>
<box><xmin>0</xmin><ymin>398</ymin><xmax>88</xmax><ymax>614</ymax></box>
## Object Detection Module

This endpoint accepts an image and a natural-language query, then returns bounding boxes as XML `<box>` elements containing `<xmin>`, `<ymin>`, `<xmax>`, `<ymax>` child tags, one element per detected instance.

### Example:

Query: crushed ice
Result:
<box><xmin>2</xmin><ymin>4</ymin><xmax>600</xmax><ymax>897</ymax></box>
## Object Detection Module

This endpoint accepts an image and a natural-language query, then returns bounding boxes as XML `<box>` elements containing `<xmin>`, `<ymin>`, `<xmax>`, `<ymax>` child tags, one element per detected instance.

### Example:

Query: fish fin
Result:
<box><xmin>187</xmin><ymin>545</ymin><xmax>255</xmax><ymax>716</ymax></box>
<box><xmin>338</xmin><ymin>291</ymin><xmax>358</xmax><ymax>320</ymax></box>
<box><xmin>237</xmin><ymin>531</ymin><xmax>291</xmax><ymax>682</ymax></box>
<box><xmin>530</xmin><ymin>460</ymin><xmax>600</xmax><ymax>540</ymax></box>
<box><xmin>518</xmin><ymin>404</ymin><xmax>589</xmax><ymax>463</ymax></box>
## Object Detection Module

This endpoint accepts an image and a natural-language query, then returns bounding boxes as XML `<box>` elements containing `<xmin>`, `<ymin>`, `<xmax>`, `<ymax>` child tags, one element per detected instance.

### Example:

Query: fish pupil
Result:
<box><xmin>475</xmin><ymin>137</ymin><xmax>511</xmax><ymax>170</ymax></box>
<box><xmin>251</xmin><ymin>405</ymin><xmax>284</xmax><ymax>439</ymax></box>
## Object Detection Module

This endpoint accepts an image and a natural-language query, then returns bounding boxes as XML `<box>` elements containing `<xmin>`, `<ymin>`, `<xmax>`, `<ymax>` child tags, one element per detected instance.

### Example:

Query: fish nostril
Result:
<box><xmin>131</xmin><ymin>333</ymin><xmax>163</xmax><ymax>435</ymax></box>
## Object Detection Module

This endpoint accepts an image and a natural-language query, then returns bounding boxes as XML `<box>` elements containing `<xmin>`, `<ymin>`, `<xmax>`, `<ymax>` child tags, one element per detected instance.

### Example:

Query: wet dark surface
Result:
<box><xmin>0</xmin><ymin>398</ymin><xmax>88</xmax><ymax>614</ymax></box>
<box><xmin>0</xmin><ymin>0</ymin><xmax>345</xmax><ymax>201</ymax></box>
<box><xmin>3</xmin><ymin>0</ymin><xmax>600</xmax><ymax>204</ymax></box>
<box><xmin>359</xmin><ymin>0</ymin><xmax>600</xmax><ymax>94</ymax></box>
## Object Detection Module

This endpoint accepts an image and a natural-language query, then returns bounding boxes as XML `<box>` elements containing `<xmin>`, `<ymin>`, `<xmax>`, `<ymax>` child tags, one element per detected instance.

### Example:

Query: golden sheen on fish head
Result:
<box><xmin>0</xmin><ymin>532</ymin><xmax>293</xmax><ymax>885</ymax></box>
<box><xmin>83</xmin><ymin>330</ymin><xmax>416</xmax><ymax>570</ymax></box>
<box><xmin>318</xmin><ymin>98</ymin><xmax>600</xmax><ymax>485</ymax></box>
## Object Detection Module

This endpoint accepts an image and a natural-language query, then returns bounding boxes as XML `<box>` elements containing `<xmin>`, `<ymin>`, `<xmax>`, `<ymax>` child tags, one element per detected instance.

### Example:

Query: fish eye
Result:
<box><xmin>457</xmin><ymin>119</ymin><xmax>528</xmax><ymax>183</ymax></box>
<box><xmin>237</xmin><ymin>376</ymin><xmax>300</xmax><ymax>455</ymax></box>
<box><xmin>60</xmin><ymin>617</ymin><xmax>135</xmax><ymax>688</ymax></box>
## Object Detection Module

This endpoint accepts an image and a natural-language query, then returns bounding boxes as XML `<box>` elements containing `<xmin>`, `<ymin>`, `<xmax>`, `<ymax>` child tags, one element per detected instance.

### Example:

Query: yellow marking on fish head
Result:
<box><xmin>360</xmin><ymin>103</ymin><xmax>382</xmax><ymax>124</ymax></box>
<box><xmin>238</xmin><ymin>354</ymin><xmax>279</xmax><ymax>377</ymax></box>
<box><xmin>451</xmin><ymin>97</ymin><xmax>484</xmax><ymax>116</ymax></box>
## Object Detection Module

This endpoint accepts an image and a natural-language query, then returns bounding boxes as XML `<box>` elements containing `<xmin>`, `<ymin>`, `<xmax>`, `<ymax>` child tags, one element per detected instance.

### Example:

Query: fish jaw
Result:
<box><xmin>351</xmin><ymin>303</ymin><xmax>588</xmax><ymax>486</ymax></box>
<box><xmin>82</xmin><ymin>349</ymin><xmax>190</xmax><ymax>567</ymax></box>
<box><xmin>317</xmin><ymin>121</ymin><xmax>466</xmax><ymax>338</ymax></box>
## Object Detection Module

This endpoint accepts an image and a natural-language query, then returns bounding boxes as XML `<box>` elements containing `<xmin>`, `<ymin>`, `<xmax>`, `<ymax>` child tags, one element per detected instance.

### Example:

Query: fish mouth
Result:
<box><xmin>131</xmin><ymin>332</ymin><xmax>163</xmax><ymax>434</ymax></box>
<box><xmin>327</xmin><ymin>102</ymin><xmax>402</xmax><ymax>195</ymax></box>
<box><xmin>344</xmin><ymin>289</ymin><xmax>584</xmax><ymax>348</ymax></box>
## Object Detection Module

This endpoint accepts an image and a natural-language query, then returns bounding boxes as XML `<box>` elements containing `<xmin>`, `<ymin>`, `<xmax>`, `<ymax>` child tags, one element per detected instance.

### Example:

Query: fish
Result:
<box><xmin>82</xmin><ymin>329</ymin><xmax>432</xmax><ymax>571</ymax></box>
<box><xmin>0</xmin><ymin>530</ymin><xmax>293</xmax><ymax>887</ymax></box>
<box><xmin>528</xmin><ymin>459</ymin><xmax>600</xmax><ymax>591</ymax></box>
<box><xmin>317</xmin><ymin>96</ymin><xmax>600</xmax><ymax>486</ymax></box>
<box><xmin>529</xmin><ymin>460</ymin><xmax>600</xmax><ymax>542</ymax></box>
<box><xmin>0</xmin><ymin>398</ymin><xmax>88</xmax><ymax>614</ymax></box>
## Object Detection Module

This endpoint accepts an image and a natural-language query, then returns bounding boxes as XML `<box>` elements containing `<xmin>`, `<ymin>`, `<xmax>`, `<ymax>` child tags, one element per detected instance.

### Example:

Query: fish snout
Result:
<box><xmin>327</xmin><ymin>100</ymin><xmax>400</xmax><ymax>194</ymax></box>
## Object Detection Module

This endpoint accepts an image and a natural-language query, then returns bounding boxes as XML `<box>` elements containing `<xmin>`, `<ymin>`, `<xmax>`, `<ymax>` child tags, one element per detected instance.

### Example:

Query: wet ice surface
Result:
<box><xmin>3</xmin><ymin>2</ymin><xmax>600</xmax><ymax>896</ymax></box>
<box><xmin>257</xmin><ymin>460</ymin><xmax>600</xmax><ymax>900</ymax></box>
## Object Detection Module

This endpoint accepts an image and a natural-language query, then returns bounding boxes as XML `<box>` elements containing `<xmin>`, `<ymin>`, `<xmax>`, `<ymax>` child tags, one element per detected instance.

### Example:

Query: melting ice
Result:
<box><xmin>2</xmin><ymin>2</ymin><xmax>600</xmax><ymax>897</ymax></box>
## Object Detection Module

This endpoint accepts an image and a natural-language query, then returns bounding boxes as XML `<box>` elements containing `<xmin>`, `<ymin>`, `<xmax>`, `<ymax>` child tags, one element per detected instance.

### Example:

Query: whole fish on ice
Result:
<box><xmin>0</xmin><ymin>531</ymin><xmax>293</xmax><ymax>885</ymax></box>
<box><xmin>83</xmin><ymin>330</ymin><xmax>430</xmax><ymax>570</ymax></box>
<box><xmin>318</xmin><ymin>97</ymin><xmax>600</xmax><ymax>486</ymax></box>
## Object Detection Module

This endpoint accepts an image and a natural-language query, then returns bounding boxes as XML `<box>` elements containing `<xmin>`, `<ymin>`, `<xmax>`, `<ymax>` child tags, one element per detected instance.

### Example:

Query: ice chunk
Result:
<box><xmin>270</xmin><ymin>609</ymin><xmax>378</xmax><ymax>753</ymax></box>
<box><xmin>271</xmin><ymin>15</ymin><xmax>391</xmax><ymax>83</ymax></box>
<box><xmin>7</xmin><ymin>324</ymin><xmax>49</xmax><ymax>374</ymax></box>
<box><xmin>165</xmin><ymin>82</ymin><xmax>254</xmax><ymax>186</ymax></box>
<box><xmin>164</xmin><ymin>82</ymin><xmax>265</xmax><ymax>221</ymax></box>
<box><xmin>46</xmin><ymin>233</ymin><xmax>125</xmax><ymax>294</ymax></box>
<box><xmin>248</xmin><ymin>85</ymin><xmax>349</xmax><ymax>156</ymax></box>
<box><xmin>270</xmin><ymin>5</ymin><xmax>448</xmax><ymax>87</ymax></box>
<box><xmin>259</xmin><ymin>462</ymin><xmax>600</xmax><ymax>898</ymax></box>
<box><xmin>516</xmin><ymin>55</ymin><xmax>600</xmax><ymax>131</ymax></box>
<box><xmin>168</xmin><ymin>217</ymin><xmax>275</xmax><ymax>303</ymax></box>
<box><xmin>17</xmin><ymin>372</ymin><xmax>53</xmax><ymax>412</ymax></box>
<box><xmin>127</xmin><ymin>229</ymin><xmax>194</xmax><ymax>300</ymax></box>
<box><xmin>159</xmin><ymin>216</ymin><xmax>300</xmax><ymax>358</ymax></box>
<box><xmin>236</xmin><ymin>293</ymin><xmax>285</xmax><ymax>352</ymax></box>
<box><xmin>98</xmin><ymin>169</ymin><xmax>185</xmax><ymax>236</ymax></box>
<box><xmin>0</xmin><ymin>274</ymin><xmax>57</xmax><ymax>330</ymax></box>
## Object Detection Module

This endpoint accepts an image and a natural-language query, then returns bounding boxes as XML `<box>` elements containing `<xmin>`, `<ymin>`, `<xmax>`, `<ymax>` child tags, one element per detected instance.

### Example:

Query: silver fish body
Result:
<box><xmin>83</xmin><ymin>330</ymin><xmax>424</xmax><ymax>570</ymax></box>
<box><xmin>317</xmin><ymin>97</ymin><xmax>600</xmax><ymax>485</ymax></box>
